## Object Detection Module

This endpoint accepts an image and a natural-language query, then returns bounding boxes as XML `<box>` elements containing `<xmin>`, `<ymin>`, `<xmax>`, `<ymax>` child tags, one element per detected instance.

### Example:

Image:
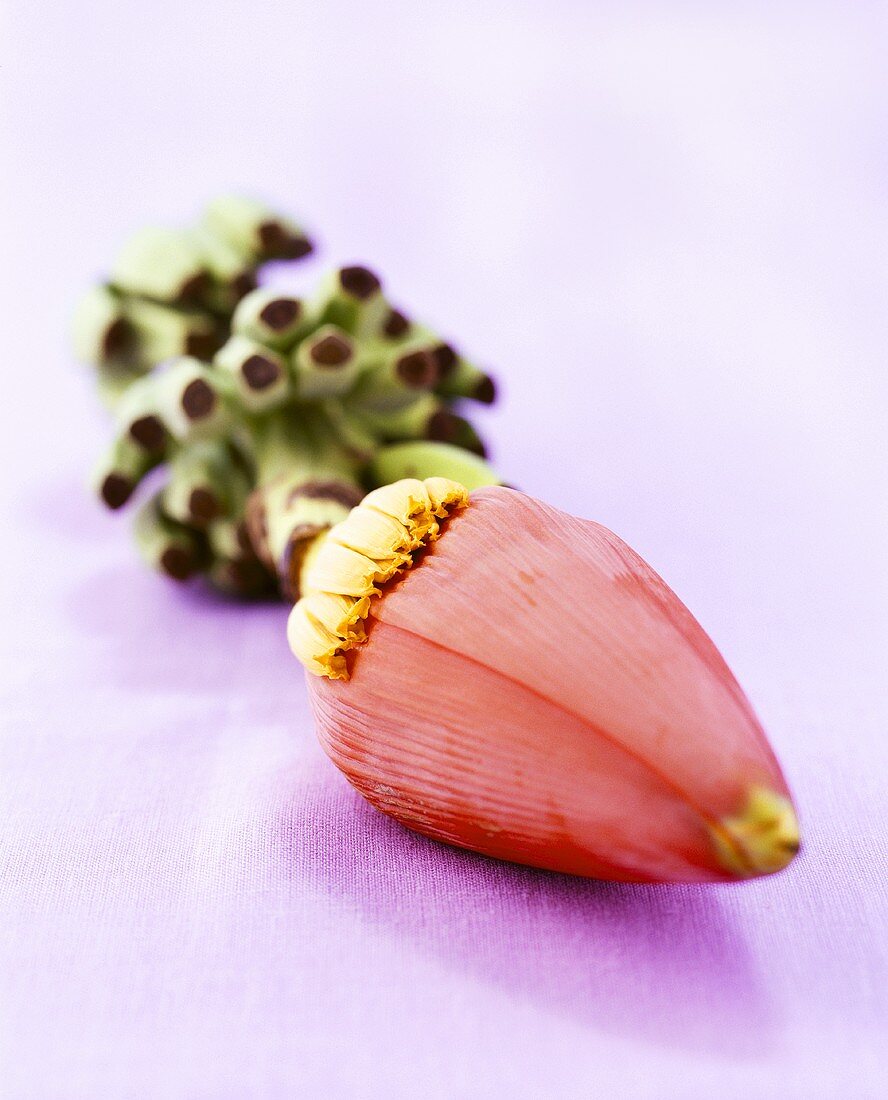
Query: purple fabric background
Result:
<box><xmin>2</xmin><ymin>3</ymin><xmax>886</xmax><ymax>1096</ymax></box>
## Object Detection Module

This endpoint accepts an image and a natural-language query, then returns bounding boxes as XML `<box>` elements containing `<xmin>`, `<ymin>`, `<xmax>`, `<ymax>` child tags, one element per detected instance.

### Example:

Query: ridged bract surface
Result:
<box><xmin>307</xmin><ymin>487</ymin><xmax>792</xmax><ymax>883</ymax></box>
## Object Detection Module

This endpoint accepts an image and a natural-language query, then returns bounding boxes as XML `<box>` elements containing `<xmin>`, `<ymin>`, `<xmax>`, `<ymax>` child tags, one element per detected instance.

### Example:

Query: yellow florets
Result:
<box><xmin>287</xmin><ymin>477</ymin><xmax>468</xmax><ymax>679</ymax></box>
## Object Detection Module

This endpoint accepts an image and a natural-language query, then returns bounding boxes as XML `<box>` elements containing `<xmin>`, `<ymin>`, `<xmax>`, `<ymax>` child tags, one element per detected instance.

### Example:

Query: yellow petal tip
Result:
<box><xmin>710</xmin><ymin>786</ymin><xmax>800</xmax><ymax>878</ymax></box>
<box><xmin>288</xmin><ymin>478</ymin><xmax>468</xmax><ymax>679</ymax></box>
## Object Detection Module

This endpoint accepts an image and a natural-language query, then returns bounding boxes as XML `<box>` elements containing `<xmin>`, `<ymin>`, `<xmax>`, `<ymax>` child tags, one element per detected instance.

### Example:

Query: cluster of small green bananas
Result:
<box><xmin>73</xmin><ymin>196</ymin><xmax>500</xmax><ymax>599</ymax></box>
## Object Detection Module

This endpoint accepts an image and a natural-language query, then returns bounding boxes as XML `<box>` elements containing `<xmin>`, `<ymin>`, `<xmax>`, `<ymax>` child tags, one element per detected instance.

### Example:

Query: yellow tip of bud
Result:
<box><xmin>288</xmin><ymin>477</ymin><xmax>469</xmax><ymax>679</ymax></box>
<box><xmin>709</xmin><ymin>786</ymin><xmax>800</xmax><ymax>878</ymax></box>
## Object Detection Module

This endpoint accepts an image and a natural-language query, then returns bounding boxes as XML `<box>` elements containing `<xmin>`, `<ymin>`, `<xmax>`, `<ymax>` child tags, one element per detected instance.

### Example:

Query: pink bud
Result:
<box><xmin>291</xmin><ymin>481</ymin><xmax>799</xmax><ymax>884</ymax></box>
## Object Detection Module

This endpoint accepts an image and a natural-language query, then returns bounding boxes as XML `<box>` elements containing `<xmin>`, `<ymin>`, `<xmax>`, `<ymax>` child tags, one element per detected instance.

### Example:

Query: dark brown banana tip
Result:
<box><xmin>339</xmin><ymin>265</ymin><xmax>381</xmax><ymax>300</ymax></box>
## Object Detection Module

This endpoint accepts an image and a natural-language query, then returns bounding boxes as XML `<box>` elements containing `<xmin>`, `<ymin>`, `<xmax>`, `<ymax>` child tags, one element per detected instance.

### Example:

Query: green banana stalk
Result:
<box><xmin>232</xmin><ymin>288</ymin><xmax>310</xmax><ymax>348</ymax></box>
<box><xmin>213</xmin><ymin>336</ymin><xmax>291</xmax><ymax>413</ymax></box>
<box><xmin>132</xmin><ymin>493</ymin><xmax>207</xmax><ymax>580</ymax></box>
<box><xmin>292</xmin><ymin>326</ymin><xmax>359</xmax><ymax>399</ymax></box>
<box><xmin>370</xmin><ymin>440</ymin><xmax>502</xmax><ymax>491</ymax></box>
<box><xmin>203</xmin><ymin>195</ymin><xmax>313</xmax><ymax>262</ymax></box>
<box><xmin>92</xmin><ymin>433</ymin><xmax>160</xmax><ymax>510</ymax></box>
<box><xmin>75</xmin><ymin>196</ymin><xmax>502</xmax><ymax>600</ymax></box>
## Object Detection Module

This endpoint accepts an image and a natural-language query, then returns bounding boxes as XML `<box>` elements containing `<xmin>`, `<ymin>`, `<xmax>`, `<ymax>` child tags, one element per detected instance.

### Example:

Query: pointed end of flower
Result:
<box><xmin>288</xmin><ymin>477</ymin><xmax>469</xmax><ymax>679</ymax></box>
<box><xmin>709</xmin><ymin>786</ymin><xmax>800</xmax><ymax>879</ymax></box>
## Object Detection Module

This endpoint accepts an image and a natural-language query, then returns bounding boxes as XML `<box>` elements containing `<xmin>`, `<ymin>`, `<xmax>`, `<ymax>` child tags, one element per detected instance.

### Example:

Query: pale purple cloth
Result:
<box><xmin>1</xmin><ymin>3</ymin><xmax>886</xmax><ymax>1097</ymax></box>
